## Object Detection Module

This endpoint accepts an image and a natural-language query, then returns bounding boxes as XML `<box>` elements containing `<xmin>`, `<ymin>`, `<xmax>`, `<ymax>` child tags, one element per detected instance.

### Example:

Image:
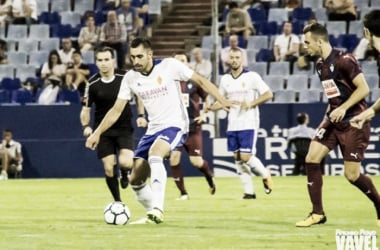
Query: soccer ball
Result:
<box><xmin>103</xmin><ymin>201</ymin><xmax>131</xmax><ymax>225</ymax></box>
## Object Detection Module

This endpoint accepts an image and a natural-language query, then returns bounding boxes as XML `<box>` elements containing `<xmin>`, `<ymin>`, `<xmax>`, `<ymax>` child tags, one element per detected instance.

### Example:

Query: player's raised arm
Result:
<box><xmin>86</xmin><ymin>98</ymin><xmax>128</xmax><ymax>150</ymax></box>
<box><xmin>190</xmin><ymin>72</ymin><xmax>236</xmax><ymax>111</ymax></box>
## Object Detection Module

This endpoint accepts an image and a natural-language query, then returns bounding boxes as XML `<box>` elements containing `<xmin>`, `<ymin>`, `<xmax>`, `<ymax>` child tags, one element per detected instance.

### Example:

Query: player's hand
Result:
<box><xmin>220</xmin><ymin>99</ymin><xmax>239</xmax><ymax>112</ymax></box>
<box><xmin>329</xmin><ymin>106</ymin><xmax>346</xmax><ymax>123</ymax></box>
<box><xmin>350</xmin><ymin>108</ymin><xmax>375</xmax><ymax>129</ymax></box>
<box><xmin>86</xmin><ymin>132</ymin><xmax>100</xmax><ymax>150</ymax></box>
<box><xmin>194</xmin><ymin>113</ymin><xmax>207</xmax><ymax>124</ymax></box>
<box><xmin>83</xmin><ymin>126</ymin><xmax>93</xmax><ymax>137</ymax></box>
<box><xmin>136</xmin><ymin>117</ymin><xmax>148</xmax><ymax>127</ymax></box>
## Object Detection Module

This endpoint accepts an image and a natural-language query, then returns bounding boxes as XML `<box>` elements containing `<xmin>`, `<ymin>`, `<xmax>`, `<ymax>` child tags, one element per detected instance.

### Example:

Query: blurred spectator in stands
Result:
<box><xmin>59</xmin><ymin>38</ymin><xmax>75</xmax><ymax>66</ymax></box>
<box><xmin>105</xmin><ymin>0</ymin><xmax>121</xmax><ymax>9</ymax></box>
<box><xmin>12</xmin><ymin>0</ymin><xmax>38</xmax><ymax>25</ymax></box>
<box><xmin>221</xmin><ymin>34</ymin><xmax>248</xmax><ymax>73</ymax></box>
<box><xmin>0</xmin><ymin>39</ymin><xmax>8</xmax><ymax>64</ymax></box>
<box><xmin>239</xmin><ymin>0</ymin><xmax>264</xmax><ymax>10</ymax></box>
<box><xmin>284</xmin><ymin>0</ymin><xmax>301</xmax><ymax>11</ymax></box>
<box><xmin>353</xmin><ymin>37</ymin><xmax>377</xmax><ymax>61</ymax></box>
<box><xmin>274</xmin><ymin>21</ymin><xmax>300</xmax><ymax>73</ymax></box>
<box><xmin>65</xmin><ymin>50</ymin><xmax>90</xmax><ymax>97</ymax></box>
<box><xmin>78</xmin><ymin>13</ymin><xmax>100</xmax><ymax>52</ymax></box>
<box><xmin>0</xmin><ymin>0</ymin><xmax>11</xmax><ymax>27</ymax></box>
<box><xmin>41</xmin><ymin>50</ymin><xmax>66</xmax><ymax>83</ymax></box>
<box><xmin>131</xmin><ymin>0</ymin><xmax>150</xmax><ymax>37</ymax></box>
<box><xmin>324</xmin><ymin>0</ymin><xmax>357</xmax><ymax>21</ymax></box>
<box><xmin>117</xmin><ymin>0</ymin><xmax>139</xmax><ymax>41</ymax></box>
<box><xmin>0</xmin><ymin>129</ymin><xmax>23</xmax><ymax>180</ymax></box>
<box><xmin>225</xmin><ymin>1</ymin><xmax>255</xmax><ymax>46</ymax></box>
<box><xmin>189</xmin><ymin>47</ymin><xmax>212</xmax><ymax>80</ymax></box>
<box><xmin>99</xmin><ymin>10</ymin><xmax>127</xmax><ymax>69</ymax></box>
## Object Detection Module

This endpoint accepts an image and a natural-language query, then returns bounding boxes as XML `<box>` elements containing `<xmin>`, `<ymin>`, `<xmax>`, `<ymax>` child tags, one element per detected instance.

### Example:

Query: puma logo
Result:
<box><xmin>307</xmin><ymin>182</ymin><xmax>313</xmax><ymax>186</ymax></box>
<box><xmin>350</xmin><ymin>152</ymin><xmax>358</xmax><ymax>159</ymax></box>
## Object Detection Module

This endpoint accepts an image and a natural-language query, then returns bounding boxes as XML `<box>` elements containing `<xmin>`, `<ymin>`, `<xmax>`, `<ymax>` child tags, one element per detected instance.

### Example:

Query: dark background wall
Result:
<box><xmin>0</xmin><ymin>103</ymin><xmax>378</xmax><ymax>178</ymax></box>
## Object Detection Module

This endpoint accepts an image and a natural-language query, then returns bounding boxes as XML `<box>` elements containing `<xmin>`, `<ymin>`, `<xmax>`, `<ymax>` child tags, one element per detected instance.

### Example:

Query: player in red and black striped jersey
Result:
<box><xmin>80</xmin><ymin>46</ymin><xmax>135</xmax><ymax>202</ymax></box>
<box><xmin>296</xmin><ymin>23</ymin><xmax>380</xmax><ymax>227</ymax></box>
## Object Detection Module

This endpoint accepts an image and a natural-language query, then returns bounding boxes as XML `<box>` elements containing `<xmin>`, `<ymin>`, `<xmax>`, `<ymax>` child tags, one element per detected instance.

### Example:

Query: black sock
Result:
<box><xmin>106</xmin><ymin>175</ymin><xmax>121</xmax><ymax>202</ymax></box>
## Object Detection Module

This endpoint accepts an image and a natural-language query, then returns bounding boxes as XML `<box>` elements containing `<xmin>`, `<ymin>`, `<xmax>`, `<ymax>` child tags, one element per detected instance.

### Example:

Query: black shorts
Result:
<box><xmin>97</xmin><ymin>129</ymin><xmax>134</xmax><ymax>159</ymax></box>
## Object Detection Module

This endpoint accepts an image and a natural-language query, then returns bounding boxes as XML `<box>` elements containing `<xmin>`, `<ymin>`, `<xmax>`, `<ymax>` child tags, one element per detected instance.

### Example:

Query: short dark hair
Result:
<box><xmin>95</xmin><ymin>46</ymin><xmax>114</xmax><ymax>58</ymax></box>
<box><xmin>303</xmin><ymin>22</ymin><xmax>328</xmax><ymax>42</ymax></box>
<box><xmin>364</xmin><ymin>10</ymin><xmax>380</xmax><ymax>37</ymax></box>
<box><xmin>296</xmin><ymin>113</ymin><xmax>307</xmax><ymax>124</ymax></box>
<box><xmin>130</xmin><ymin>37</ymin><xmax>152</xmax><ymax>50</ymax></box>
<box><xmin>228</xmin><ymin>1</ymin><xmax>238</xmax><ymax>9</ymax></box>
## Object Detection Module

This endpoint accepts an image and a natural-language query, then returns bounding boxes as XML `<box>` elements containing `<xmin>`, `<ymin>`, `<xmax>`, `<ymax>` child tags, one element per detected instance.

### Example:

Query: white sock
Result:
<box><xmin>245</xmin><ymin>156</ymin><xmax>269</xmax><ymax>178</ymax></box>
<box><xmin>236</xmin><ymin>161</ymin><xmax>254</xmax><ymax>194</ymax></box>
<box><xmin>149</xmin><ymin>156</ymin><xmax>167</xmax><ymax>212</ymax></box>
<box><xmin>131</xmin><ymin>182</ymin><xmax>153</xmax><ymax>212</ymax></box>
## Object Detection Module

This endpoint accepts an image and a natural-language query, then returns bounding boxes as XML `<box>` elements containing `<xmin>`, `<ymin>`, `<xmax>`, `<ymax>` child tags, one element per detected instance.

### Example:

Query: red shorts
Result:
<box><xmin>312</xmin><ymin>118</ymin><xmax>370</xmax><ymax>162</ymax></box>
<box><xmin>175</xmin><ymin>126</ymin><xmax>203</xmax><ymax>157</ymax></box>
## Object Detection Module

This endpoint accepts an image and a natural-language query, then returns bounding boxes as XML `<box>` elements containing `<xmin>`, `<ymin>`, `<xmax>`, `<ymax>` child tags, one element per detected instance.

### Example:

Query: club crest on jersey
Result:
<box><xmin>157</xmin><ymin>76</ymin><xmax>162</xmax><ymax>84</ymax></box>
<box><xmin>329</xmin><ymin>64</ymin><xmax>334</xmax><ymax>72</ymax></box>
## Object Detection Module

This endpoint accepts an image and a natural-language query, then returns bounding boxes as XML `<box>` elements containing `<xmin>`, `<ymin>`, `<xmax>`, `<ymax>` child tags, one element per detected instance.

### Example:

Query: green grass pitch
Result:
<box><xmin>0</xmin><ymin>176</ymin><xmax>379</xmax><ymax>250</ymax></box>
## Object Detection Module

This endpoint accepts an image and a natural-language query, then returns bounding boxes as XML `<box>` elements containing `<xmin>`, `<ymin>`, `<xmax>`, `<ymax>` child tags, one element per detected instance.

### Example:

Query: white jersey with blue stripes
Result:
<box><xmin>118</xmin><ymin>58</ymin><xmax>193</xmax><ymax>135</ymax></box>
<box><xmin>219</xmin><ymin>69</ymin><xmax>270</xmax><ymax>131</ymax></box>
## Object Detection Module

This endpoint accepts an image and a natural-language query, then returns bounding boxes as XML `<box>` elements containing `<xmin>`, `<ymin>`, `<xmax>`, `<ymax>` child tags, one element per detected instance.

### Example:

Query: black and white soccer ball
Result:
<box><xmin>103</xmin><ymin>201</ymin><xmax>131</xmax><ymax>225</ymax></box>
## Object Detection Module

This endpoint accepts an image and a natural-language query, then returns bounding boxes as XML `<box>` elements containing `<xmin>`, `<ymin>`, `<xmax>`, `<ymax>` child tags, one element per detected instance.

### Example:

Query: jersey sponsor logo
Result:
<box><xmin>322</xmin><ymin>79</ymin><xmax>340</xmax><ymax>99</ymax></box>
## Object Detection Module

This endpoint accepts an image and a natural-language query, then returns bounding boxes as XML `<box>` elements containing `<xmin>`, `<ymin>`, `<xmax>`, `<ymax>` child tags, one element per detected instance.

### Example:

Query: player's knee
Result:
<box><xmin>118</xmin><ymin>157</ymin><xmax>133</xmax><ymax>169</ymax></box>
<box><xmin>189</xmin><ymin>157</ymin><xmax>203</xmax><ymax>167</ymax></box>
<box><xmin>239</xmin><ymin>154</ymin><xmax>251</xmax><ymax>163</ymax></box>
<box><xmin>169</xmin><ymin>154</ymin><xmax>181</xmax><ymax>166</ymax></box>
<box><xmin>344</xmin><ymin>169</ymin><xmax>360</xmax><ymax>182</ymax></box>
<box><xmin>104</xmin><ymin>166</ymin><xmax>114</xmax><ymax>177</ymax></box>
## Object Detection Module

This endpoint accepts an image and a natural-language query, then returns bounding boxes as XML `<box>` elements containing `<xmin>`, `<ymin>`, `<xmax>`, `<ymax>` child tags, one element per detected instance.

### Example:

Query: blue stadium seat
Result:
<box><xmin>1</xmin><ymin>78</ymin><xmax>21</xmax><ymax>91</ymax></box>
<box><xmin>314</xmin><ymin>8</ymin><xmax>328</xmax><ymax>22</ymax></box>
<box><xmin>0</xmin><ymin>89</ymin><xmax>10</xmax><ymax>103</ymax></box>
<box><xmin>273</xmin><ymin>90</ymin><xmax>296</xmax><ymax>103</ymax></box>
<box><xmin>361</xmin><ymin>61</ymin><xmax>378</xmax><ymax>74</ymax></box>
<box><xmin>82</xmin><ymin>51</ymin><xmax>95</xmax><ymax>64</ymax></box>
<box><xmin>247</xmin><ymin>61</ymin><xmax>267</xmax><ymax>76</ymax></box>
<box><xmin>7</xmin><ymin>25</ymin><xmax>28</xmax><ymax>40</ymax></box>
<box><xmin>268</xmin><ymin>61</ymin><xmax>290</xmax><ymax>76</ymax></box>
<box><xmin>39</xmin><ymin>38</ymin><xmax>60</xmax><ymax>51</ymax></box>
<box><xmin>309</xmin><ymin>74</ymin><xmax>321</xmax><ymax>90</ymax></box>
<box><xmin>15</xmin><ymin>65</ymin><xmax>37</xmax><ymax>82</ymax></box>
<box><xmin>291</xmin><ymin>20</ymin><xmax>305</xmax><ymax>35</ymax></box>
<box><xmin>0</xmin><ymin>26</ymin><xmax>5</xmax><ymax>39</ymax></box>
<box><xmin>293</xmin><ymin>61</ymin><xmax>314</xmax><ymax>76</ymax></box>
<box><xmin>256</xmin><ymin>48</ymin><xmax>274</xmax><ymax>62</ymax></box>
<box><xmin>201</xmin><ymin>35</ymin><xmax>222</xmax><ymax>50</ymax></box>
<box><xmin>0</xmin><ymin>65</ymin><xmax>14</xmax><ymax>79</ymax></box>
<box><xmin>292</xmin><ymin>8</ymin><xmax>313</xmax><ymax>22</ymax></box>
<box><xmin>39</xmin><ymin>11</ymin><xmax>61</xmax><ymax>25</ymax></box>
<box><xmin>60</xmin><ymin>11</ymin><xmax>82</xmax><ymax>27</ymax></box>
<box><xmin>51</xmin><ymin>0</ymin><xmax>71</xmax><ymax>12</ymax></box>
<box><xmin>36</xmin><ymin>0</ymin><xmax>50</xmax><ymax>15</ymax></box>
<box><xmin>371</xmin><ymin>89</ymin><xmax>380</xmax><ymax>103</ymax></box>
<box><xmin>18</xmin><ymin>39</ymin><xmax>39</xmax><ymax>53</ymax></box>
<box><xmin>302</xmin><ymin>0</ymin><xmax>324</xmax><ymax>9</ymax></box>
<box><xmin>268</xmin><ymin>8</ymin><xmax>289</xmax><ymax>24</ymax></box>
<box><xmin>263</xmin><ymin>75</ymin><xmax>284</xmax><ymax>91</ymax></box>
<box><xmin>88</xmin><ymin>64</ymin><xmax>99</xmax><ymax>77</ymax></box>
<box><xmin>51</xmin><ymin>24</ymin><xmax>73</xmax><ymax>38</ymax></box>
<box><xmin>73</xmin><ymin>0</ymin><xmax>95</xmax><ymax>14</ymax></box>
<box><xmin>247</xmin><ymin>35</ymin><xmax>268</xmax><ymax>50</ymax></box>
<box><xmin>247</xmin><ymin>8</ymin><xmax>267</xmax><ymax>24</ymax></box>
<box><xmin>11</xmin><ymin>89</ymin><xmax>34</xmax><ymax>104</ymax></box>
<box><xmin>298</xmin><ymin>89</ymin><xmax>322</xmax><ymax>103</ymax></box>
<box><xmin>326</xmin><ymin>21</ymin><xmax>347</xmax><ymax>37</ymax></box>
<box><xmin>257</xmin><ymin>21</ymin><xmax>278</xmax><ymax>36</ymax></box>
<box><xmin>366</xmin><ymin>74</ymin><xmax>379</xmax><ymax>89</ymax></box>
<box><xmin>336</xmin><ymin>34</ymin><xmax>359</xmax><ymax>52</ymax></box>
<box><xmin>29</xmin><ymin>24</ymin><xmax>50</xmax><ymax>39</ymax></box>
<box><xmin>58</xmin><ymin>89</ymin><xmax>81</xmax><ymax>104</ymax></box>
<box><xmin>7</xmin><ymin>52</ymin><xmax>28</xmax><ymax>65</ymax></box>
<box><xmin>286</xmin><ymin>75</ymin><xmax>308</xmax><ymax>90</ymax></box>
<box><xmin>348</xmin><ymin>21</ymin><xmax>363</xmax><ymax>37</ymax></box>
